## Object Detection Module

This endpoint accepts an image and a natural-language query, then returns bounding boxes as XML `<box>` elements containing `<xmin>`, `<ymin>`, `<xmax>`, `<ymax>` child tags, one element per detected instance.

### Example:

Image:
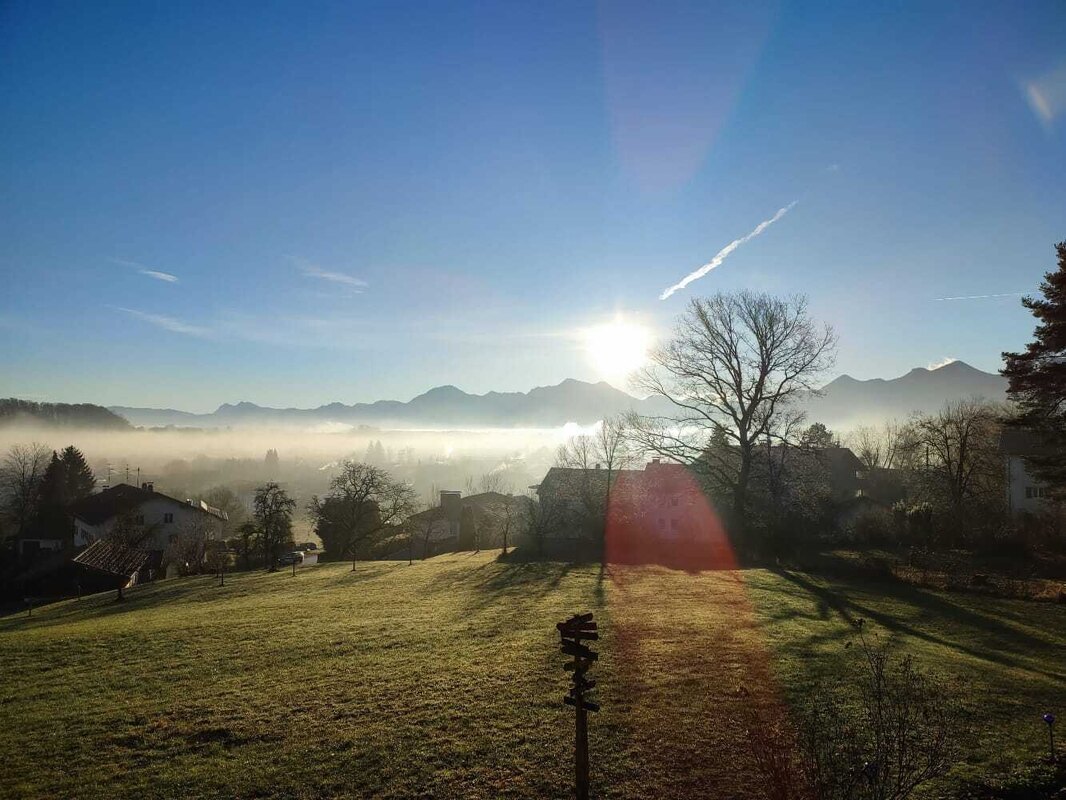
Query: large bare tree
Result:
<box><xmin>628</xmin><ymin>292</ymin><xmax>836</xmax><ymax>532</ymax></box>
<box><xmin>253</xmin><ymin>482</ymin><xmax>295</xmax><ymax>572</ymax></box>
<box><xmin>907</xmin><ymin>399</ymin><xmax>1005</xmax><ymax>514</ymax></box>
<box><xmin>308</xmin><ymin>461</ymin><xmax>416</xmax><ymax>570</ymax></box>
<box><xmin>0</xmin><ymin>442</ymin><xmax>49</xmax><ymax>540</ymax></box>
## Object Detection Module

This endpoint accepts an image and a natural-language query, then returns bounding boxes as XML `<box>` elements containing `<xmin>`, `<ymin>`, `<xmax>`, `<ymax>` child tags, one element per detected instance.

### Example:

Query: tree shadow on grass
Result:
<box><xmin>762</xmin><ymin>569</ymin><xmax>1066</xmax><ymax>683</ymax></box>
<box><xmin>0</xmin><ymin>564</ymin><xmax>399</xmax><ymax>632</ymax></box>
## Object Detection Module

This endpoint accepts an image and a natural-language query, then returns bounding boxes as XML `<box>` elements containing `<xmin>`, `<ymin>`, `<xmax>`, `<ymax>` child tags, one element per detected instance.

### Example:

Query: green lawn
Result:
<box><xmin>1</xmin><ymin>553</ymin><xmax>1063</xmax><ymax>799</ymax></box>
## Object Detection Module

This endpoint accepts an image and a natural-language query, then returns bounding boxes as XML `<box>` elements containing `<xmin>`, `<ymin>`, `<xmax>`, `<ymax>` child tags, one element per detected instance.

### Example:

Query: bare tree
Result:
<box><xmin>477</xmin><ymin>471</ymin><xmax>507</xmax><ymax>494</ymax></box>
<box><xmin>201</xmin><ymin>485</ymin><xmax>247</xmax><ymax>536</ymax></box>
<box><xmin>162</xmin><ymin>517</ymin><xmax>214</xmax><ymax>576</ymax></box>
<box><xmin>408</xmin><ymin>489</ymin><xmax>446</xmax><ymax>563</ymax></box>
<box><xmin>308</xmin><ymin>461</ymin><xmax>416</xmax><ymax>570</ymax></box>
<box><xmin>253</xmin><ymin>482</ymin><xmax>295</xmax><ymax>572</ymax></box>
<box><xmin>555</xmin><ymin>416</ymin><xmax>634</xmax><ymax>538</ymax></box>
<box><xmin>628</xmin><ymin>293</ymin><xmax>836</xmax><ymax>533</ymax></box>
<box><xmin>105</xmin><ymin>510</ymin><xmax>157</xmax><ymax>548</ymax></box>
<box><xmin>907</xmin><ymin>399</ymin><xmax>1005</xmax><ymax>514</ymax></box>
<box><xmin>0</xmin><ymin>442</ymin><xmax>49</xmax><ymax>540</ymax></box>
<box><xmin>849</xmin><ymin>422</ymin><xmax>907</xmax><ymax>471</ymax></box>
<box><xmin>524</xmin><ymin>489</ymin><xmax>561</xmax><ymax>556</ymax></box>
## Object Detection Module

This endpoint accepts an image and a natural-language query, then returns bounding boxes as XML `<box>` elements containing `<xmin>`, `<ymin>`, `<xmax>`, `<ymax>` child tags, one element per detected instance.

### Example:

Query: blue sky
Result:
<box><xmin>1</xmin><ymin>0</ymin><xmax>1063</xmax><ymax>411</ymax></box>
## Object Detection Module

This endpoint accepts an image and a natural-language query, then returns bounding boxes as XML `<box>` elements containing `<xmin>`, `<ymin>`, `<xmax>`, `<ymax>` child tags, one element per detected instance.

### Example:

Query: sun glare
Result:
<box><xmin>584</xmin><ymin>319</ymin><xmax>652</xmax><ymax>381</ymax></box>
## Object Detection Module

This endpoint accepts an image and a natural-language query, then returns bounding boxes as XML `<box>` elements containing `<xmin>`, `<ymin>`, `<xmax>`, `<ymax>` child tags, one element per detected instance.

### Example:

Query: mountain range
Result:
<box><xmin>107</xmin><ymin>360</ymin><xmax>1009</xmax><ymax>431</ymax></box>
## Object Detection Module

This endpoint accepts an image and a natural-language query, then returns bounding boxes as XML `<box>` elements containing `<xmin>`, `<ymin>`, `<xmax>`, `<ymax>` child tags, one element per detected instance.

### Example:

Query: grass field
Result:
<box><xmin>1</xmin><ymin>552</ymin><xmax>1063</xmax><ymax>799</ymax></box>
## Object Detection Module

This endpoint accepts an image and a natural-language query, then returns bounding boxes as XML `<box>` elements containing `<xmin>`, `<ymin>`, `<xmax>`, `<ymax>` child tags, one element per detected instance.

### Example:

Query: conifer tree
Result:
<box><xmin>1003</xmin><ymin>240</ymin><xmax>1066</xmax><ymax>490</ymax></box>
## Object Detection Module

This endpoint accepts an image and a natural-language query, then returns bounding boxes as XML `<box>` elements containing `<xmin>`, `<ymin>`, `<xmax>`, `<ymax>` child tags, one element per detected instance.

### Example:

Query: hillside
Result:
<box><xmin>108</xmin><ymin>362</ymin><xmax>1007</xmax><ymax>430</ymax></box>
<box><xmin>1</xmin><ymin>554</ymin><xmax>1061</xmax><ymax>799</ymax></box>
<box><xmin>0</xmin><ymin>398</ymin><xmax>131</xmax><ymax>430</ymax></box>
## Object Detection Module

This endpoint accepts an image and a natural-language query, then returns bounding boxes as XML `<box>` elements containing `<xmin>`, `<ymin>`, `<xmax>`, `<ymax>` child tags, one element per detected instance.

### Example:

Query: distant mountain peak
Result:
<box><xmin>108</xmin><ymin>363</ymin><xmax>1008</xmax><ymax>431</ymax></box>
<box><xmin>930</xmin><ymin>359</ymin><xmax>978</xmax><ymax>373</ymax></box>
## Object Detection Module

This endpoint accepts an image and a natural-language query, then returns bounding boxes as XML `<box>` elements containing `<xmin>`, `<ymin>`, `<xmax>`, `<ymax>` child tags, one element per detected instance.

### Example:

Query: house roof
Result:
<box><xmin>408</xmin><ymin>491</ymin><xmax>526</xmax><ymax>524</ymax></box>
<box><xmin>70</xmin><ymin>483</ymin><xmax>228</xmax><ymax>525</ymax></box>
<box><xmin>73</xmin><ymin>540</ymin><xmax>151</xmax><ymax>577</ymax></box>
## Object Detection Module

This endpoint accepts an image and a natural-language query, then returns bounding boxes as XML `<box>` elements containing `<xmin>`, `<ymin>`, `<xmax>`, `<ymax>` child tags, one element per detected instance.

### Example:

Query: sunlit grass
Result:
<box><xmin>1</xmin><ymin>553</ymin><xmax>1062</xmax><ymax>798</ymax></box>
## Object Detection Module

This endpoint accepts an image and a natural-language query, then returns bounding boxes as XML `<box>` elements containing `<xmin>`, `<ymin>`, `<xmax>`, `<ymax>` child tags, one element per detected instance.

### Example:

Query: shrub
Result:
<box><xmin>846</xmin><ymin>506</ymin><xmax>896</xmax><ymax>546</ymax></box>
<box><xmin>748</xmin><ymin>623</ymin><xmax>961</xmax><ymax>800</ymax></box>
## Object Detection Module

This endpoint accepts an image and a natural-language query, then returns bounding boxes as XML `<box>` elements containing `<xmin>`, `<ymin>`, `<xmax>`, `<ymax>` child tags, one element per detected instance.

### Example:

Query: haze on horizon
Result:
<box><xmin>1</xmin><ymin>1</ymin><xmax>1064</xmax><ymax>412</ymax></box>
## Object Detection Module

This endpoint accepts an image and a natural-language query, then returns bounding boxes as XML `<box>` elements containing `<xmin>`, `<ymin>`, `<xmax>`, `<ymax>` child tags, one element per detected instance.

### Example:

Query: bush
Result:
<box><xmin>845</xmin><ymin>506</ymin><xmax>896</xmax><ymax>546</ymax></box>
<box><xmin>747</xmin><ymin>622</ymin><xmax>961</xmax><ymax>800</ymax></box>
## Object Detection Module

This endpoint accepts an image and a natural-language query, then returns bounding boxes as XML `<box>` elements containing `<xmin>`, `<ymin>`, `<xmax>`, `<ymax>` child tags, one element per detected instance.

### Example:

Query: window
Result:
<box><xmin>164</xmin><ymin>513</ymin><xmax>174</xmax><ymax>523</ymax></box>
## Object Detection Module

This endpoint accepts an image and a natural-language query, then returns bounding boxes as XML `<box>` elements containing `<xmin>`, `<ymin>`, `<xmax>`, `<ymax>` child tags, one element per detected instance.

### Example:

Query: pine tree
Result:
<box><xmin>1002</xmin><ymin>240</ymin><xmax>1066</xmax><ymax>490</ymax></box>
<box><xmin>59</xmin><ymin>446</ymin><xmax>95</xmax><ymax>501</ymax></box>
<box><xmin>31</xmin><ymin>447</ymin><xmax>95</xmax><ymax>542</ymax></box>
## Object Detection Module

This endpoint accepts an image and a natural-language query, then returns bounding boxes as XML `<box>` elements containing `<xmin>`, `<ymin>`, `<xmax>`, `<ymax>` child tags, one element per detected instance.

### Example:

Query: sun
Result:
<box><xmin>583</xmin><ymin>318</ymin><xmax>653</xmax><ymax>381</ymax></box>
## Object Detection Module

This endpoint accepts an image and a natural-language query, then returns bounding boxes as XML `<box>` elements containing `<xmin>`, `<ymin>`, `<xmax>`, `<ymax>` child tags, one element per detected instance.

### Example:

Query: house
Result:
<box><xmin>69</xmin><ymin>482</ymin><xmax>228</xmax><ymax>551</ymax></box>
<box><xmin>402</xmin><ymin>489</ymin><xmax>526</xmax><ymax>558</ymax></box>
<box><xmin>536</xmin><ymin>459</ymin><xmax>734</xmax><ymax>568</ymax></box>
<box><xmin>755</xmin><ymin>444</ymin><xmax>905</xmax><ymax>508</ymax></box>
<box><xmin>1000</xmin><ymin>429</ymin><xmax>1055</xmax><ymax>514</ymax></box>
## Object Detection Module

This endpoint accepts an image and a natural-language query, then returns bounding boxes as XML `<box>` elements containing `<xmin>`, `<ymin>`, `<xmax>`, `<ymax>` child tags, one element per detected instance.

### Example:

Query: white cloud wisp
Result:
<box><xmin>297</xmin><ymin>260</ymin><xmax>368</xmax><ymax>290</ymax></box>
<box><xmin>115</xmin><ymin>307</ymin><xmax>211</xmax><ymax>337</ymax></box>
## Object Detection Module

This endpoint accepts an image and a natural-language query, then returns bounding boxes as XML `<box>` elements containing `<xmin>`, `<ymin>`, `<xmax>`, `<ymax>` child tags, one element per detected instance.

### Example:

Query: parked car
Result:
<box><xmin>277</xmin><ymin>551</ymin><xmax>303</xmax><ymax>566</ymax></box>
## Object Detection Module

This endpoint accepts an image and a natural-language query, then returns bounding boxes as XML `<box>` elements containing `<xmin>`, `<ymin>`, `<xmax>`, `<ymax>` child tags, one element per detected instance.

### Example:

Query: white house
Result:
<box><xmin>1000</xmin><ymin>429</ymin><xmax>1054</xmax><ymax>514</ymax></box>
<box><xmin>70</xmin><ymin>482</ymin><xmax>228</xmax><ymax>550</ymax></box>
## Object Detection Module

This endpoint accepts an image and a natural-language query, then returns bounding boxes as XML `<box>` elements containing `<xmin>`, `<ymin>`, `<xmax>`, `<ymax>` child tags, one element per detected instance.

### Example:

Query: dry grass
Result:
<box><xmin>1</xmin><ymin>552</ymin><xmax>1063</xmax><ymax>798</ymax></box>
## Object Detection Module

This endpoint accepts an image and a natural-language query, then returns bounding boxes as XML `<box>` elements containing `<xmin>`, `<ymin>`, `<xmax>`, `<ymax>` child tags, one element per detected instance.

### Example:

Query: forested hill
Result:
<box><xmin>0</xmin><ymin>399</ymin><xmax>131</xmax><ymax>430</ymax></box>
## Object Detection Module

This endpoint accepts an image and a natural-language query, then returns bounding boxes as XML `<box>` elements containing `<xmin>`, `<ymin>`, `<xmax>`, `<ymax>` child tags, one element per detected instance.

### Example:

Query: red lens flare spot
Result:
<box><xmin>605</xmin><ymin>461</ymin><xmax>736</xmax><ymax>572</ymax></box>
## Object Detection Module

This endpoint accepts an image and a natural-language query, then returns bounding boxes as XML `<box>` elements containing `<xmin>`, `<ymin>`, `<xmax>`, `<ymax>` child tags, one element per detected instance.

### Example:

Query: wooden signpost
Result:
<box><xmin>557</xmin><ymin>612</ymin><xmax>599</xmax><ymax>800</ymax></box>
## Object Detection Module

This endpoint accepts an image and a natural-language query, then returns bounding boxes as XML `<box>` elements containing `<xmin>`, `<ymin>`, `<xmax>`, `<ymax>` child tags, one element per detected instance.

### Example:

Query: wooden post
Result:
<box><xmin>575</xmin><ymin>699</ymin><xmax>589</xmax><ymax>800</ymax></box>
<box><xmin>1045</xmin><ymin>713</ymin><xmax>1056</xmax><ymax>761</ymax></box>
<box><xmin>558</xmin><ymin>613</ymin><xmax>599</xmax><ymax>800</ymax></box>
<box><xmin>292</xmin><ymin>558</ymin><xmax>296</xmax><ymax>577</ymax></box>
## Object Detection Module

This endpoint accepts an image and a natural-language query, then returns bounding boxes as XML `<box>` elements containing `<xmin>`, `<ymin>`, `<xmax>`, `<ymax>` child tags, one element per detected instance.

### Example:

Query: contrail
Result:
<box><xmin>934</xmin><ymin>292</ymin><xmax>1026</xmax><ymax>301</ymax></box>
<box><xmin>660</xmin><ymin>201</ymin><xmax>798</xmax><ymax>300</ymax></box>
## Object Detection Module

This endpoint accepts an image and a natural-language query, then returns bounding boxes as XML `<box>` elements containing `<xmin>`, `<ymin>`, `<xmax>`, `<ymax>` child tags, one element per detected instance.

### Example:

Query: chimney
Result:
<box><xmin>650</xmin><ymin>458</ymin><xmax>661</xmax><ymax>468</ymax></box>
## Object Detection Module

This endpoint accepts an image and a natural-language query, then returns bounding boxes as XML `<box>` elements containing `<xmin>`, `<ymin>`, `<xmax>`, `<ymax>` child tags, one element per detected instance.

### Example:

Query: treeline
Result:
<box><xmin>0</xmin><ymin>398</ymin><xmax>131</xmax><ymax>430</ymax></box>
<box><xmin>0</xmin><ymin>443</ymin><xmax>95</xmax><ymax>549</ymax></box>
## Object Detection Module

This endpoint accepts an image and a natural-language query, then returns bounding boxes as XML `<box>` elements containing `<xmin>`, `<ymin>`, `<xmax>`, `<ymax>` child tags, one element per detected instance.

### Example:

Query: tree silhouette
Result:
<box><xmin>1003</xmin><ymin>240</ymin><xmax>1066</xmax><ymax>492</ymax></box>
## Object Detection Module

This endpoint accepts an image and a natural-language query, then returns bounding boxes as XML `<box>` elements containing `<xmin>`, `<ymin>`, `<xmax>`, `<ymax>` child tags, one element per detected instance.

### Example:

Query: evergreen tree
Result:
<box><xmin>59</xmin><ymin>446</ymin><xmax>95</xmax><ymax>501</ymax></box>
<box><xmin>32</xmin><ymin>446</ymin><xmax>95</xmax><ymax>542</ymax></box>
<box><xmin>800</xmin><ymin>422</ymin><xmax>836</xmax><ymax>449</ymax></box>
<box><xmin>1003</xmin><ymin>241</ymin><xmax>1066</xmax><ymax>491</ymax></box>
